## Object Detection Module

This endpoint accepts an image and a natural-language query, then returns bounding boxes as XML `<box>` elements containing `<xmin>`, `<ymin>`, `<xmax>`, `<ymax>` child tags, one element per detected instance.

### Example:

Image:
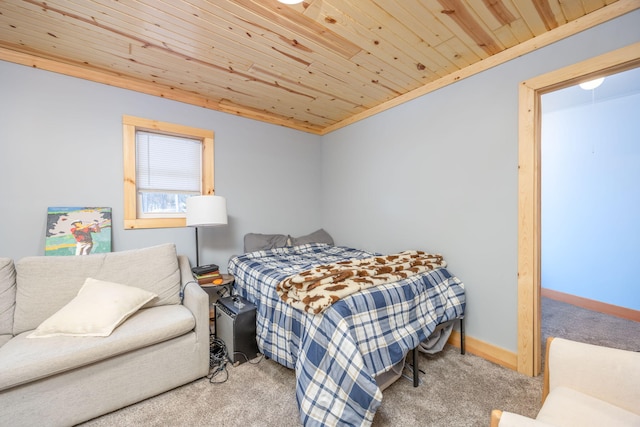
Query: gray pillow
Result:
<box><xmin>244</xmin><ymin>233</ymin><xmax>290</xmax><ymax>253</ymax></box>
<box><xmin>290</xmin><ymin>229</ymin><xmax>334</xmax><ymax>246</ymax></box>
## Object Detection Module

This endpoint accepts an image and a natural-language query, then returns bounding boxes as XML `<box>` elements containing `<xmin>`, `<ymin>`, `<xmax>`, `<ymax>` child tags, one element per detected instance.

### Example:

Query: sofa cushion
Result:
<box><xmin>536</xmin><ymin>386</ymin><xmax>640</xmax><ymax>427</ymax></box>
<box><xmin>28</xmin><ymin>278</ymin><xmax>157</xmax><ymax>338</ymax></box>
<box><xmin>0</xmin><ymin>304</ymin><xmax>195</xmax><ymax>391</ymax></box>
<box><xmin>0</xmin><ymin>335</ymin><xmax>11</xmax><ymax>348</ymax></box>
<box><xmin>13</xmin><ymin>244</ymin><xmax>181</xmax><ymax>335</ymax></box>
<box><xmin>0</xmin><ymin>258</ymin><xmax>16</xmax><ymax>336</ymax></box>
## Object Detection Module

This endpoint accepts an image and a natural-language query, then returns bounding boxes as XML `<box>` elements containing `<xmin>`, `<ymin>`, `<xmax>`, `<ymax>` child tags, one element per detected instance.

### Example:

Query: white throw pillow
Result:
<box><xmin>28</xmin><ymin>277</ymin><xmax>157</xmax><ymax>338</ymax></box>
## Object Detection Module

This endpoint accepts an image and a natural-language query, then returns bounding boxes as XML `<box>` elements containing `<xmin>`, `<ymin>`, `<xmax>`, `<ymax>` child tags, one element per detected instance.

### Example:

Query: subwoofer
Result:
<box><xmin>215</xmin><ymin>296</ymin><xmax>258</xmax><ymax>365</ymax></box>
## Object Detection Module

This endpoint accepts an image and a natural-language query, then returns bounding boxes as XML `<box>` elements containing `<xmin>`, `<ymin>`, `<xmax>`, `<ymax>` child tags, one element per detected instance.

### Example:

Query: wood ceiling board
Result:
<box><xmin>506</xmin><ymin>17</ymin><xmax>536</xmax><ymax>44</ymax></box>
<box><xmin>1</xmin><ymin>0</ymin><xmax>633</xmax><ymax>133</ymax></box>
<box><xmin>224</xmin><ymin>0</ymin><xmax>361</xmax><ymax>59</ymax></box>
<box><xmin>511</xmin><ymin>0</ymin><xmax>553</xmax><ymax>35</ymax></box>
<box><xmin>367</xmin><ymin>0</ymin><xmax>462</xmax><ymax>75</ymax></box>
<box><xmin>384</xmin><ymin>0</ymin><xmax>457</xmax><ymax>44</ymax></box>
<box><xmin>247</xmin><ymin>63</ymin><xmax>376</xmax><ymax>112</ymax></box>
<box><xmin>582</xmin><ymin>0</ymin><xmax>608</xmax><ymax>13</ymax></box>
<box><xmin>535</xmin><ymin>0</ymin><xmax>563</xmax><ymax>30</ymax></box>
<box><xmin>557</xmin><ymin>0</ymin><xmax>588</xmax><ymax>21</ymax></box>
<box><xmin>203</xmin><ymin>1</ymin><xmax>398</xmax><ymax>98</ymax></box>
<box><xmin>435</xmin><ymin>0</ymin><xmax>505</xmax><ymax>56</ymax></box>
<box><xmin>63</xmin><ymin>0</ymin><xmax>233</xmax><ymax>62</ymax></box>
<box><xmin>469</xmin><ymin>0</ymin><xmax>515</xmax><ymax>30</ymax></box>
<box><xmin>435</xmin><ymin>38</ymin><xmax>478</xmax><ymax>69</ymax></box>
<box><xmin>0</xmin><ymin>16</ymin><xmax>140</xmax><ymax>78</ymax></box>
<box><xmin>299</xmin><ymin>1</ymin><xmax>433</xmax><ymax>86</ymax></box>
<box><xmin>58</xmin><ymin>0</ymin><xmax>365</xmax><ymax>119</ymax></box>
<box><xmin>60</xmin><ymin>1</ymin><xmax>263</xmax><ymax>76</ymax></box>
<box><xmin>349</xmin><ymin>50</ymin><xmax>422</xmax><ymax>95</ymax></box>
<box><xmin>467</xmin><ymin>1</ymin><xmax>529</xmax><ymax>47</ymax></box>
<box><xmin>42</xmin><ymin>0</ymin><xmax>375</xmax><ymax>111</ymax></box>
<box><xmin>8</xmin><ymin>1</ymin><xmax>235</xmax><ymax>84</ymax></box>
<box><xmin>2</xmin><ymin>1</ymin><xmax>130</xmax><ymax>53</ymax></box>
<box><xmin>333</xmin><ymin>0</ymin><xmax>448</xmax><ymax>78</ymax></box>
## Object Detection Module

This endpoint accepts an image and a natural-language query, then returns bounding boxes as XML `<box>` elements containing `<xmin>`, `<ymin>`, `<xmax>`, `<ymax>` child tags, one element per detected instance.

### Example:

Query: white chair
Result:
<box><xmin>490</xmin><ymin>337</ymin><xmax>640</xmax><ymax>427</ymax></box>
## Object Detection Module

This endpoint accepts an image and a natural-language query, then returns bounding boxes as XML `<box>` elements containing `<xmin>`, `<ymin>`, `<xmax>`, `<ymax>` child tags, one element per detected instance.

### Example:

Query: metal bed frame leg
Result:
<box><xmin>402</xmin><ymin>346</ymin><xmax>423</xmax><ymax>386</ymax></box>
<box><xmin>408</xmin><ymin>316</ymin><xmax>465</xmax><ymax>388</ymax></box>
<box><xmin>412</xmin><ymin>346</ymin><xmax>419</xmax><ymax>387</ymax></box>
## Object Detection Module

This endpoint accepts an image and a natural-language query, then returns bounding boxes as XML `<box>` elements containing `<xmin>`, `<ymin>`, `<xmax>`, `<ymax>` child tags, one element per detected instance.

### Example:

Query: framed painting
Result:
<box><xmin>45</xmin><ymin>207</ymin><xmax>112</xmax><ymax>256</ymax></box>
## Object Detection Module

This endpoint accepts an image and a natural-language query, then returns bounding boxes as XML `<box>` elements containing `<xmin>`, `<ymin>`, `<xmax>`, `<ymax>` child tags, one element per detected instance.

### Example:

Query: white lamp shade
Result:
<box><xmin>186</xmin><ymin>195</ymin><xmax>228</xmax><ymax>227</ymax></box>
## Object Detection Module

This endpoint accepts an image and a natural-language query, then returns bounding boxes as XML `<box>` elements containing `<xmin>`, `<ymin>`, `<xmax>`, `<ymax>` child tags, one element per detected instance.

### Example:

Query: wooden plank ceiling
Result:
<box><xmin>0</xmin><ymin>0</ymin><xmax>635</xmax><ymax>134</ymax></box>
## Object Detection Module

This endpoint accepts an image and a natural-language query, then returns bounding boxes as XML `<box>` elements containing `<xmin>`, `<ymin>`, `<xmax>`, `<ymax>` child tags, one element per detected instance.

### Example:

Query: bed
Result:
<box><xmin>228</xmin><ymin>240</ymin><xmax>466</xmax><ymax>427</ymax></box>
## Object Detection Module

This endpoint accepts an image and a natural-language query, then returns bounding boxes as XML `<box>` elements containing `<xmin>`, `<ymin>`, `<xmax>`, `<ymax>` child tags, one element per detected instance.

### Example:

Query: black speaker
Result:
<box><xmin>215</xmin><ymin>296</ymin><xmax>258</xmax><ymax>365</ymax></box>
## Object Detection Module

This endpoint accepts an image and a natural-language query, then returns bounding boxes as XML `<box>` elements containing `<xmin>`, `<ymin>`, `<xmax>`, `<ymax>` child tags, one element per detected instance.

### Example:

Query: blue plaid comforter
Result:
<box><xmin>228</xmin><ymin>243</ymin><xmax>466</xmax><ymax>427</ymax></box>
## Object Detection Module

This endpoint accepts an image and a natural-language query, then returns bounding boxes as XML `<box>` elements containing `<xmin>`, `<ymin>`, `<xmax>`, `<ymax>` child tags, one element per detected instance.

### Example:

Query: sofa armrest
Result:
<box><xmin>178</xmin><ymin>255</ymin><xmax>208</xmax><ymax>327</ymax></box>
<box><xmin>177</xmin><ymin>255</ymin><xmax>210</xmax><ymax>376</ymax></box>
<box><xmin>182</xmin><ymin>281</ymin><xmax>209</xmax><ymax>331</ymax></box>
<box><xmin>548</xmin><ymin>337</ymin><xmax>640</xmax><ymax>415</ymax></box>
<box><xmin>491</xmin><ymin>410</ymin><xmax>555</xmax><ymax>427</ymax></box>
<box><xmin>178</xmin><ymin>255</ymin><xmax>195</xmax><ymax>289</ymax></box>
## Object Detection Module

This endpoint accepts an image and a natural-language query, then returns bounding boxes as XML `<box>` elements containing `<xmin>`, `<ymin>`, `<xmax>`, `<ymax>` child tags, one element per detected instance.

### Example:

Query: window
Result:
<box><xmin>123</xmin><ymin>115</ymin><xmax>214</xmax><ymax>229</ymax></box>
<box><xmin>136</xmin><ymin>131</ymin><xmax>201</xmax><ymax>217</ymax></box>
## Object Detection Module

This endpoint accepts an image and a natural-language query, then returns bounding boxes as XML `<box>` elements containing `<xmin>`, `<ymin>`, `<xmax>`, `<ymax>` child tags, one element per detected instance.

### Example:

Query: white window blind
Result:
<box><xmin>136</xmin><ymin>131</ymin><xmax>201</xmax><ymax>193</ymax></box>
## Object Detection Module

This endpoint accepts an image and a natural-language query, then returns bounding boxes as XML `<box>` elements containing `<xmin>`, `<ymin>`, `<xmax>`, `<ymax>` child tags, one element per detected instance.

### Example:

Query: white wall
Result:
<box><xmin>321</xmin><ymin>9</ymin><xmax>640</xmax><ymax>352</ymax></box>
<box><xmin>542</xmin><ymin>91</ymin><xmax>640</xmax><ymax>311</ymax></box>
<box><xmin>0</xmin><ymin>62</ymin><xmax>323</xmax><ymax>269</ymax></box>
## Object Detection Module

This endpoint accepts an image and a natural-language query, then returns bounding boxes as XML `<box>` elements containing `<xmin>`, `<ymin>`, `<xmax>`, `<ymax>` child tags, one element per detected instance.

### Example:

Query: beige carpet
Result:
<box><xmin>81</xmin><ymin>297</ymin><xmax>637</xmax><ymax>426</ymax></box>
<box><xmin>80</xmin><ymin>346</ymin><xmax>542</xmax><ymax>427</ymax></box>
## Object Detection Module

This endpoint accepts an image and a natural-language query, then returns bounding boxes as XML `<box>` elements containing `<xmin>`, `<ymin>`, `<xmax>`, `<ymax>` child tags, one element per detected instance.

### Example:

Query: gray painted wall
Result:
<box><xmin>0</xmin><ymin>62</ymin><xmax>323</xmax><ymax>268</ymax></box>
<box><xmin>1</xmin><ymin>9</ymin><xmax>638</xmax><ymax>354</ymax></box>
<box><xmin>321</xmin><ymin>10</ymin><xmax>640</xmax><ymax>352</ymax></box>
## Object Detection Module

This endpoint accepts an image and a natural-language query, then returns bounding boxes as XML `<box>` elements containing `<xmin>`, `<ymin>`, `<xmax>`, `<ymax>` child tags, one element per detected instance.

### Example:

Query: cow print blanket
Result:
<box><xmin>276</xmin><ymin>250</ymin><xmax>446</xmax><ymax>314</ymax></box>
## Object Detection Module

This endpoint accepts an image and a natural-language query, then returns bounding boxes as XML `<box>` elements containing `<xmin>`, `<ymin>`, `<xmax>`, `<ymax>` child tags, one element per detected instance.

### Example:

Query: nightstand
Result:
<box><xmin>199</xmin><ymin>274</ymin><xmax>235</xmax><ymax>320</ymax></box>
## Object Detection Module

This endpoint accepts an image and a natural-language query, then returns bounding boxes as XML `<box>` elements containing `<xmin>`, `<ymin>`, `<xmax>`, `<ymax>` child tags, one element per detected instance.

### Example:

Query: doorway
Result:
<box><xmin>516</xmin><ymin>42</ymin><xmax>640</xmax><ymax>376</ymax></box>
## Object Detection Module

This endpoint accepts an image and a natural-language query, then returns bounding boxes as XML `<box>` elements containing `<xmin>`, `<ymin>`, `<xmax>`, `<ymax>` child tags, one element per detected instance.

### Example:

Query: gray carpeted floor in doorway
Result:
<box><xmin>541</xmin><ymin>296</ymin><xmax>639</xmax><ymax>353</ymax></box>
<box><xmin>80</xmin><ymin>297</ymin><xmax>637</xmax><ymax>426</ymax></box>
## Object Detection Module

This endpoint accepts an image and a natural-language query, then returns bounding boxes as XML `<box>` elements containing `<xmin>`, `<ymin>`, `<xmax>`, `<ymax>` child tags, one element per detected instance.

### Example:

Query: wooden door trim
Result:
<box><xmin>517</xmin><ymin>42</ymin><xmax>640</xmax><ymax>376</ymax></box>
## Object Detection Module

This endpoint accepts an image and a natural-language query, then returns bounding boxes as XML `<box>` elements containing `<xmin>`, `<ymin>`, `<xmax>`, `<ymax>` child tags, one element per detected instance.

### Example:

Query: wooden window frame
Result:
<box><xmin>123</xmin><ymin>115</ymin><xmax>214</xmax><ymax>229</ymax></box>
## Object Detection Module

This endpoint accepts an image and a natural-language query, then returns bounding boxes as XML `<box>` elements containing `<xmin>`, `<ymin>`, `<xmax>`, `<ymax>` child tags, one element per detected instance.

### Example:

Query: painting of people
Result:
<box><xmin>45</xmin><ymin>207</ymin><xmax>112</xmax><ymax>256</ymax></box>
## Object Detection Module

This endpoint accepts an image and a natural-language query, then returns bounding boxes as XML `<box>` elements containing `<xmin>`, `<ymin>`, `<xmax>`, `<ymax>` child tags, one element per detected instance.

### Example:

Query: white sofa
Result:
<box><xmin>0</xmin><ymin>244</ymin><xmax>210</xmax><ymax>426</ymax></box>
<box><xmin>491</xmin><ymin>337</ymin><xmax>640</xmax><ymax>427</ymax></box>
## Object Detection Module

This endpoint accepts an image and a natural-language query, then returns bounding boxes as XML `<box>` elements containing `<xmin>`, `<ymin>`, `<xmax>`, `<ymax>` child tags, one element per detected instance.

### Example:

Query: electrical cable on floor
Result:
<box><xmin>232</xmin><ymin>351</ymin><xmax>264</xmax><ymax>365</ymax></box>
<box><xmin>207</xmin><ymin>325</ymin><xmax>264</xmax><ymax>385</ymax></box>
<box><xmin>208</xmin><ymin>335</ymin><xmax>229</xmax><ymax>384</ymax></box>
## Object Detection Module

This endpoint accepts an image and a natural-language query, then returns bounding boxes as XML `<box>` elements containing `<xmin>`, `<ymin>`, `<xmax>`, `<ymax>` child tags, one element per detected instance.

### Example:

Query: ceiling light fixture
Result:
<box><xmin>278</xmin><ymin>0</ymin><xmax>304</xmax><ymax>4</ymax></box>
<box><xmin>579</xmin><ymin>77</ymin><xmax>605</xmax><ymax>90</ymax></box>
